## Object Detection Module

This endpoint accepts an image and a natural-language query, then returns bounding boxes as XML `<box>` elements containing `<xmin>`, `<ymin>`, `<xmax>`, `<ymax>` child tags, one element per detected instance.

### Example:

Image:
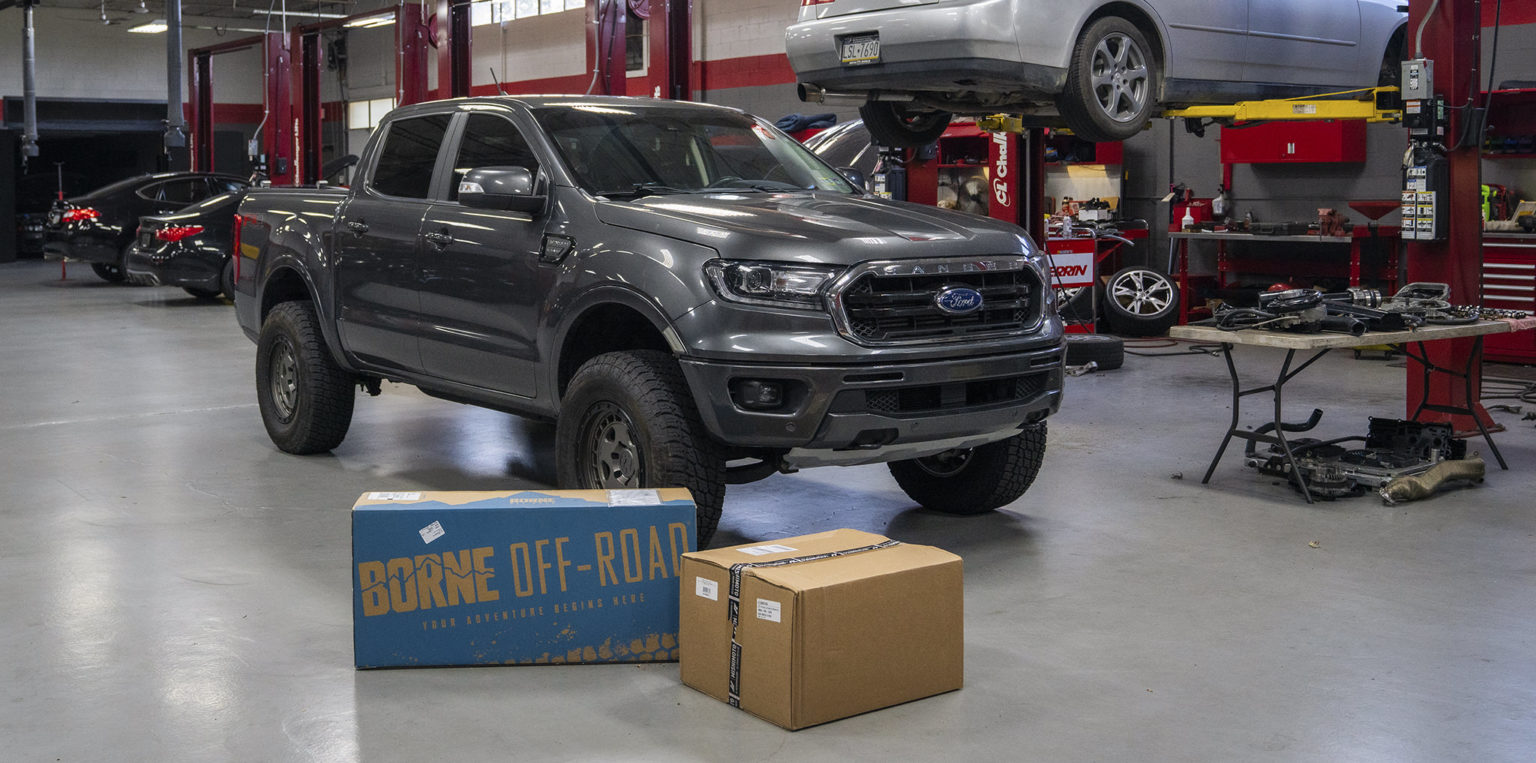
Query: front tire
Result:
<box><xmin>1057</xmin><ymin>16</ymin><xmax>1157</xmax><ymax>142</ymax></box>
<box><xmin>859</xmin><ymin>101</ymin><xmax>952</xmax><ymax>148</ymax></box>
<box><xmin>256</xmin><ymin>301</ymin><xmax>356</xmax><ymax>454</ymax></box>
<box><xmin>889</xmin><ymin>423</ymin><xmax>1047</xmax><ymax>515</ymax></box>
<box><xmin>556</xmin><ymin>350</ymin><xmax>727</xmax><ymax>547</ymax></box>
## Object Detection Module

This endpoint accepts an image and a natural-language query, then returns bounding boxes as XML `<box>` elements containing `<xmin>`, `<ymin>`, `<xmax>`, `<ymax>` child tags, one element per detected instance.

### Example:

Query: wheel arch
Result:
<box><xmin>551</xmin><ymin>287</ymin><xmax>685</xmax><ymax>400</ymax></box>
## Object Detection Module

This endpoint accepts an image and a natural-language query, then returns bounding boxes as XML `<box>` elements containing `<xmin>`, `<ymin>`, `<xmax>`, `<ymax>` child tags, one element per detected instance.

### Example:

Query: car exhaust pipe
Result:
<box><xmin>1380</xmin><ymin>457</ymin><xmax>1485</xmax><ymax>504</ymax></box>
<box><xmin>797</xmin><ymin>84</ymin><xmax>912</xmax><ymax>104</ymax></box>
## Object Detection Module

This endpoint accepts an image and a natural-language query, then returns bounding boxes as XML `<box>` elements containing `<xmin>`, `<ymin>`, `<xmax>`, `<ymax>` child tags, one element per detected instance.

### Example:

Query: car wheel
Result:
<box><xmin>256</xmin><ymin>301</ymin><xmax>356</xmax><ymax>454</ymax></box>
<box><xmin>1100</xmin><ymin>266</ymin><xmax>1179</xmax><ymax>336</ymax></box>
<box><xmin>220</xmin><ymin>258</ymin><xmax>236</xmax><ymax>301</ymax></box>
<box><xmin>1057</xmin><ymin>16</ymin><xmax>1157</xmax><ymax>143</ymax></box>
<box><xmin>888</xmin><ymin>422</ymin><xmax>1047</xmax><ymax>515</ymax></box>
<box><xmin>1064</xmin><ymin>333</ymin><xmax>1124</xmax><ymax>370</ymax></box>
<box><xmin>184</xmin><ymin>286</ymin><xmax>222</xmax><ymax>300</ymax></box>
<box><xmin>859</xmin><ymin>101</ymin><xmax>952</xmax><ymax>149</ymax></box>
<box><xmin>1055</xmin><ymin>283</ymin><xmax>1100</xmax><ymax>325</ymax></box>
<box><xmin>556</xmin><ymin>350</ymin><xmax>726</xmax><ymax>548</ymax></box>
<box><xmin>90</xmin><ymin>262</ymin><xmax>126</xmax><ymax>283</ymax></box>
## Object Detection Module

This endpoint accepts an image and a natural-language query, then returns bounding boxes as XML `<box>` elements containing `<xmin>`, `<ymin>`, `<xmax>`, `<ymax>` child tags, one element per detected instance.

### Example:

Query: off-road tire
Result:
<box><xmin>256</xmin><ymin>301</ymin><xmax>355</xmax><ymax>454</ymax></box>
<box><xmin>1057</xmin><ymin>16</ymin><xmax>1158</xmax><ymax>143</ymax></box>
<box><xmin>859</xmin><ymin>101</ymin><xmax>952</xmax><ymax>149</ymax></box>
<box><xmin>889</xmin><ymin>422</ymin><xmax>1048</xmax><ymax>514</ymax></box>
<box><xmin>556</xmin><ymin>350</ymin><xmax>727</xmax><ymax>547</ymax></box>
<box><xmin>1101</xmin><ymin>266</ymin><xmax>1179</xmax><ymax>337</ymax></box>
<box><xmin>91</xmin><ymin>262</ymin><xmax>126</xmax><ymax>283</ymax></box>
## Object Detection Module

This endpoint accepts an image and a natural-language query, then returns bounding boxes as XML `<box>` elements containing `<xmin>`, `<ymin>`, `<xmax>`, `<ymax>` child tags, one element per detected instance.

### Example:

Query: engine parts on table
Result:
<box><xmin>1244</xmin><ymin>417</ymin><xmax>1479</xmax><ymax>501</ymax></box>
<box><xmin>1211</xmin><ymin>282</ymin><xmax>1529</xmax><ymax>334</ymax></box>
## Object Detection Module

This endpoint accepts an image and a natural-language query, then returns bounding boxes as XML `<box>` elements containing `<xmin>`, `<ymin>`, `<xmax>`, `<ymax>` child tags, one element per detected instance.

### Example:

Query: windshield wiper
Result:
<box><xmin>602</xmin><ymin>182</ymin><xmax>692</xmax><ymax>199</ymax></box>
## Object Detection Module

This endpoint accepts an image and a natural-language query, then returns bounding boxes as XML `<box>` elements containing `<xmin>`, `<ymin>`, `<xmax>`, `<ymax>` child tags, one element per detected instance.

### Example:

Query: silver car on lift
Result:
<box><xmin>786</xmin><ymin>0</ymin><xmax>1408</xmax><ymax>145</ymax></box>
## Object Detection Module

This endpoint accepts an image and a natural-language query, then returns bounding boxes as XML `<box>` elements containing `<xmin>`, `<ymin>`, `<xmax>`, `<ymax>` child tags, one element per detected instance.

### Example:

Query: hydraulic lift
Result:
<box><xmin>189</xmin><ymin>34</ymin><xmax>293</xmax><ymax>185</ymax></box>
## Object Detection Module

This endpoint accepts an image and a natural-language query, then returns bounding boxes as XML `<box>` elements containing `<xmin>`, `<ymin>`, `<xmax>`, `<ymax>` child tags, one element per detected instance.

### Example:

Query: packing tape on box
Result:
<box><xmin>724</xmin><ymin>539</ymin><xmax>903</xmax><ymax>707</ymax></box>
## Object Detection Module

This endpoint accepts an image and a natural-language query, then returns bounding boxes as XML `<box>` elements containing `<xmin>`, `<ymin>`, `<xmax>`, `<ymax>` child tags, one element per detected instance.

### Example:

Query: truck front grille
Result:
<box><xmin>833</xmin><ymin>258</ymin><xmax>1043</xmax><ymax>345</ymax></box>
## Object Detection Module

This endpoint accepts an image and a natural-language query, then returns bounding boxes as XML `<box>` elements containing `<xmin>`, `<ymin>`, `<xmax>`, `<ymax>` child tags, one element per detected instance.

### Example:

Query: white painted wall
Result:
<box><xmin>469</xmin><ymin>9</ymin><xmax>588</xmax><ymax>89</ymax></box>
<box><xmin>695</xmin><ymin>0</ymin><xmax>796</xmax><ymax>63</ymax></box>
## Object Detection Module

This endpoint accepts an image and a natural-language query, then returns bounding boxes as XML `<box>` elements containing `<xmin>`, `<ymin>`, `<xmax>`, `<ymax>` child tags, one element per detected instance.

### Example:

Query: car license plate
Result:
<box><xmin>840</xmin><ymin>35</ymin><xmax>879</xmax><ymax>66</ymax></box>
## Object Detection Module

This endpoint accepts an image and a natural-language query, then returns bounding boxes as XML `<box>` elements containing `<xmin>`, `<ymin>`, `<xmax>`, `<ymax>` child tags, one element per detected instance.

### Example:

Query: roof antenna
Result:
<box><xmin>489</xmin><ymin>67</ymin><xmax>506</xmax><ymax>96</ymax></box>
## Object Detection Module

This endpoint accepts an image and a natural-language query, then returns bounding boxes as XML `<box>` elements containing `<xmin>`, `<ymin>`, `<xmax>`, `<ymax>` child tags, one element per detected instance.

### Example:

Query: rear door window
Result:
<box><xmin>370</xmin><ymin>114</ymin><xmax>453</xmax><ymax>199</ymax></box>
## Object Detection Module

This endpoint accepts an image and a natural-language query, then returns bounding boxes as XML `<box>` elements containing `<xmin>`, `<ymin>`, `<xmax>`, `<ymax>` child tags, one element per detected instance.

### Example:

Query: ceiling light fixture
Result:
<box><xmin>135</xmin><ymin>0</ymin><xmax>150</xmax><ymax>14</ymax></box>
<box><xmin>250</xmin><ymin>9</ymin><xmax>347</xmax><ymax>18</ymax></box>
<box><xmin>344</xmin><ymin>15</ymin><xmax>395</xmax><ymax>28</ymax></box>
<box><xmin>128</xmin><ymin>20</ymin><xmax>168</xmax><ymax>33</ymax></box>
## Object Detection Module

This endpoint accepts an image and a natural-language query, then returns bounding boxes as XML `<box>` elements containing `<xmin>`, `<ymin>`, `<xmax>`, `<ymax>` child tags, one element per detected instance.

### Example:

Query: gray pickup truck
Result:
<box><xmin>233</xmin><ymin>95</ymin><xmax>1064</xmax><ymax>544</ymax></box>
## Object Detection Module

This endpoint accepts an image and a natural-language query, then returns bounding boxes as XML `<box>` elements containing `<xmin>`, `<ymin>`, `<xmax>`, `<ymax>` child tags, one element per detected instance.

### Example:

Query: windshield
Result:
<box><xmin>532</xmin><ymin>104</ymin><xmax>856</xmax><ymax>197</ymax></box>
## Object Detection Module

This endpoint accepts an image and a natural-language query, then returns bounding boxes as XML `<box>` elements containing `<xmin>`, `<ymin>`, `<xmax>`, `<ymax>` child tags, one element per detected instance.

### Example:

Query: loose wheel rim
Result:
<box><xmin>913</xmin><ymin>448</ymin><xmax>973</xmax><ymax>478</ymax></box>
<box><xmin>1109</xmin><ymin>270</ymin><xmax>1173</xmax><ymax>316</ymax></box>
<box><xmin>1090</xmin><ymin>32</ymin><xmax>1150</xmax><ymax>124</ymax></box>
<box><xmin>578</xmin><ymin>401</ymin><xmax>644</xmax><ymax>489</ymax></box>
<box><xmin>268</xmin><ymin>336</ymin><xmax>300</xmax><ymax>423</ymax></box>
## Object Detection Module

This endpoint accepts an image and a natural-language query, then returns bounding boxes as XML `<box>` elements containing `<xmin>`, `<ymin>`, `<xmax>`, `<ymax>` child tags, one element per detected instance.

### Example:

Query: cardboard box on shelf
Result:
<box><xmin>679</xmin><ymin>529</ymin><xmax>963</xmax><ymax>730</ymax></box>
<box><xmin>351</xmin><ymin>489</ymin><xmax>695</xmax><ymax>668</ymax></box>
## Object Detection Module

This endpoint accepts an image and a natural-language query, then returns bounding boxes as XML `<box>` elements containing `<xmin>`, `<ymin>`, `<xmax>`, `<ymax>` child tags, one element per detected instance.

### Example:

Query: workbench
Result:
<box><xmin>1168</xmin><ymin>229</ymin><xmax>1401</xmax><ymax>325</ymax></box>
<box><xmin>1168</xmin><ymin>320</ymin><xmax>1518</xmax><ymax>503</ymax></box>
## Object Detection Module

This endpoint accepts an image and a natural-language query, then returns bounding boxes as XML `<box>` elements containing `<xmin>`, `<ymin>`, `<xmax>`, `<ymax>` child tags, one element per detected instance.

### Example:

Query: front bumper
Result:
<box><xmin>786</xmin><ymin>0</ymin><xmax>1067</xmax><ymax>96</ymax></box>
<box><xmin>678</xmin><ymin>342</ymin><xmax>1064</xmax><ymax>465</ymax></box>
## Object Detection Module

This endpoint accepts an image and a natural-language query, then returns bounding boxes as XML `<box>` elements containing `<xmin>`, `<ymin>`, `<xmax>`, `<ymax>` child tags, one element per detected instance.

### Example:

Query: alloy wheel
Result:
<box><xmin>1108</xmin><ymin>269</ymin><xmax>1174</xmax><ymax>316</ymax></box>
<box><xmin>1090</xmin><ymin>32</ymin><xmax>1150</xmax><ymax>124</ymax></box>
<box><xmin>268</xmin><ymin>336</ymin><xmax>299</xmax><ymax>422</ymax></box>
<box><xmin>579</xmin><ymin>401</ymin><xmax>644</xmax><ymax>488</ymax></box>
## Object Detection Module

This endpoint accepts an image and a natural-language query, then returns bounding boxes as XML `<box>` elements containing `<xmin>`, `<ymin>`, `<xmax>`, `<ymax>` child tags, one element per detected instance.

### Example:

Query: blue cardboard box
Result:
<box><xmin>351</xmin><ymin>489</ymin><xmax>696</xmax><ymax>668</ymax></box>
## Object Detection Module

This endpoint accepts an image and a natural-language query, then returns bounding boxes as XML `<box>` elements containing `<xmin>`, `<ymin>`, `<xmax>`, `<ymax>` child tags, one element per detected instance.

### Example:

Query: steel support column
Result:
<box><xmin>437</xmin><ymin>0</ymin><xmax>472</xmax><ymax>99</ymax></box>
<box><xmin>190</xmin><ymin>51</ymin><xmax>213</xmax><ymax>171</ymax></box>
<box><xmin>399</xmin><ymin>4</ymin><xmax>432</xmax><ymax>106</ymax></box>
<box><xmin>1403</xmin><ymin>0</ymin><xmax>1487</xmax><ymax>428</ymax></box>
<box><xmin>296</xmin><ymin>30</ymin><xmax>323</xmax><ymax>185</ymax></box>
<box><xmin>265</xmin><ymin>32</ymin><xmax>295</xmax><ymax>185</ymax></box>
<box><xmin>648</xmin><ymin>0</ymin><xmax>691</xmax><ymax>100</ymax></box>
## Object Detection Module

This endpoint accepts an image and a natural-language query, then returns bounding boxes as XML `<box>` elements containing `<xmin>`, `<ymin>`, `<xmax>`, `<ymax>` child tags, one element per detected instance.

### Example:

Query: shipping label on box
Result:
<box><xmin>679</xmin><ymin>529</ymin><xmax>963</xmax><ymax>730</ymax></box>
<box><xmin>352</xmin><ymin>489</ymin><xmax>695</xmax><ymax>668</ymax></box>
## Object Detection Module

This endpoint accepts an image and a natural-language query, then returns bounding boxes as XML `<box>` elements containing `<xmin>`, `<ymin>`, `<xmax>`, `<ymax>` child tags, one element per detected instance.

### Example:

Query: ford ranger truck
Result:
<box><xmin>233</xmin><ymin>96</ymin><xmax>1065</xmax><ymax>545</ymax></box>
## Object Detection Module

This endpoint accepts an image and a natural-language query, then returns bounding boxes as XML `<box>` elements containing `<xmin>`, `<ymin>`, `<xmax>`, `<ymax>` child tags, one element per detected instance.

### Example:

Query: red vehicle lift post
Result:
<box><xmin>188</xmin><ymin>33</ymin><xmax>293</xmax><ymax>185</ymax></box>
<box><xmin>1403</xmin><ymin>0</ymin><xmax>1490</xmax><ymax>430</ymax></box>
<box><xmin>586</xmin><ymin>0</ymin><xmax>628</xmax><ymax>96</ymax></box>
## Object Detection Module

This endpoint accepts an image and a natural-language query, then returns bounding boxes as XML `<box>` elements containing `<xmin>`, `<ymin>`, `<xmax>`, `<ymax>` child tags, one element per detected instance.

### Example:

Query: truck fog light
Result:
<box><xmin>736</xmin><ymin>379</ymin><xmax>784</xmax><ymax>410</ymax></box>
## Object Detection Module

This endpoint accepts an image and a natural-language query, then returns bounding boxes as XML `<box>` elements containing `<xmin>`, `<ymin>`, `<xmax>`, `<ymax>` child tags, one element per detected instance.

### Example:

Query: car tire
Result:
<box><xmin>1056</xmin><ymin>283</ymin><xmax>1100</xmax><ymax>325</ymax></box>
<box><xmin>1065</xmin><ymin>333</ymin><xmax>1124</xmax><ymax>370</ymax></box>
<box><xmin>556</xmin><ymin>350</ymin><xmax>727</xmax><ymax>548</ymax></box>
<box><xmin>1057</xmin><ymin>16</ymin><xmax>1158</xmax><ymax>143</ymax></box>
<box><xmin>90</xmin><ymin>262</ymin><xmax>126</xmax><ymax>283</ymax></box>
<box><xmin>859</xmin><ymin>101</ymin><xmax>952</xmax><ymax>149</ymax></box>
<box><xmin>888</xmin><ymin>422</ymin><xmax>1047</xmax><ymax>515</ymax></box>
<box><xmin>1100</xmin><ymin>266</ymin><xmax>1179</xmax><ymax>337</ymax></box>
<box><xmin>220</xmin><ymin>258</ymin><xmax>236</xmax><ymax>301</ymax></box>
<box><xmin>256</xmin><ymin>301</ymin><xmax>356</xmax><ymax>454</ymax></box>
<box><xmin>184</xmin><ymin>286</ymin><xmax>223</xmax><ymax>300</ymax></box>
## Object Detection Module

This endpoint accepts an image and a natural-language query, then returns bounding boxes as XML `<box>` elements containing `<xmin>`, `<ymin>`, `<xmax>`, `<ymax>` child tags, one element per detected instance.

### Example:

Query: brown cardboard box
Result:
<box><xmin>679</xmin><ymin>529</ymin><xmax>963</xmax><ymax>730</ymax></box>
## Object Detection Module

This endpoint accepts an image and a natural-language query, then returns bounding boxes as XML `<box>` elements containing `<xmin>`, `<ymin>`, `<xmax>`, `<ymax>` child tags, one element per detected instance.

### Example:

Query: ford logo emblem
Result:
<box><xmin>935</xmin><ymin>286</ymin><xmax>984</xmax><ymax>315</ymax></box>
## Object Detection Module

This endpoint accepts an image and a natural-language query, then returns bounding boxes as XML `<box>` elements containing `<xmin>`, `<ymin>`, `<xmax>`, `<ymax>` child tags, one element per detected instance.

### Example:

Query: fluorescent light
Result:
<box><xmin>344</xmin><ymin>16</ymin><xmax>395</xmax><ymax>28</ymax></box>
<box><xmin>251</xmin><ymin>9</ymin><xmax>347</xmax><ymax>18</ymax></box>
<box><xmin>128</xmin><ymin>20</ymin><xmax>167</xmax><ymax>33</ymax></box>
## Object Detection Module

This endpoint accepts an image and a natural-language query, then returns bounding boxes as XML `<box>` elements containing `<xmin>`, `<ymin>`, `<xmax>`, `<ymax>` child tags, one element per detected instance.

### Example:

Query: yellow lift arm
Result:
<box><xmin>1162</xmin><ymin>86</ymin><xmax>1403</xmax><ymax>124</ymax></box>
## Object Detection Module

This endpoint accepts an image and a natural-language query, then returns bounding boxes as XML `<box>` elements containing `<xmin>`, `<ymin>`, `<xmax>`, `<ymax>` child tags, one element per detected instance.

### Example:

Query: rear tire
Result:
<box><xmin>1057</xmin><ymin>16</ymin><xmax>1157</xmax><ymax>142</ymax></box>
<box><xmin>91</xmin><ymin>262</ymin><xmax>126</xmax><ymax>283</ymax></box>
<box><xmin>889</xmin><ymin>423</ymin><xmax>1047</xmax><ymax>514</ymax></box>
<box><xmin>556</xmin><ymin>350</ymin><xmax>727</xmax><ymax>547</ymax></box>
<box><xmin>859</xmin><ymin>101</ymin><xmax>952</xmax><ymax>149</ymax></box>
<box><xmin>185</xmin><ymin>286</ymin><xmax>222</xmax><ymax>300</ymax></box>
<box><xmin>256</xmin><ymin>301</ymin><xmax>356</xmax><ymax>454</ymax></box>
<box><xmin>220</xmin><ymin>258</ymin><xmax>236</xmax><ymax>301</ymax></box>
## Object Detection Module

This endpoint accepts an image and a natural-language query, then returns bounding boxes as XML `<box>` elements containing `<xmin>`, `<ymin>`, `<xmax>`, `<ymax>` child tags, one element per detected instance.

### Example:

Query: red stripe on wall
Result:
<box><xmin>469</xmin><ymin>73</ymin><xmax>597</xmax><ymax>97</ymax></box>
<box><xmin>1484</xmin><ymin>0</ymin><xmax>1536</xmax><ymax>26</ymax></box>
<box><xmin>698</xmin><ymin>54</ymin><xmax>796</xmax><ymax>92</ymax></box>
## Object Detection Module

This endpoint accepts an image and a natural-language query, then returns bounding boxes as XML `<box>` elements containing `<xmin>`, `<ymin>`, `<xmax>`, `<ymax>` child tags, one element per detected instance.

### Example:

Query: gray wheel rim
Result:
<box><xmin>579</xmin><ymin>402</ymin><xmax>644</xmax><ymax>488</ymax></box>
<box><xmin>1090</xmin><ymin>32</ymin><xmax>1149</xmax><ymax>124</ymax></box>
<box><xmin>1109</xmin><ymin>270</ymin><xmax>1173</xmax><ymax>316</ymax></box>
<box><xmin>269</xmin><ymin>336</ymin><xmax>299</xmax><ymax>422</ymax></box>
<box><xmin>914</xmin><ymin>449</ymin><xmax>973</xmax><ymax>478</ymax></box>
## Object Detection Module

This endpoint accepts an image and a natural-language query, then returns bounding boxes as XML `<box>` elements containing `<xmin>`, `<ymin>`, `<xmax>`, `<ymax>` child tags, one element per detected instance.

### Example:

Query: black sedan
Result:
<box><xmin>44</xmin><ymin>172</ymin><xmax>247</xmax><ymax>282</ymax></box>
<box><xmin>124</xmin><ymin>192</ymin><xmax>242</xmax><ymax>300</ymax></box>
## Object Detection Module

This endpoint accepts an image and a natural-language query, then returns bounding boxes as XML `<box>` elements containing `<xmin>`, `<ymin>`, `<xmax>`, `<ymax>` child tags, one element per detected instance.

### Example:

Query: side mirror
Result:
<box><xmin>838</xmin><ymin>167</ymin><xmax>867</xmax><ymax>193</ymax></box>
<box><xmin>459</xmin><ymin>166</ymin><xmax>545</xmax><ymax>213</ymax></box>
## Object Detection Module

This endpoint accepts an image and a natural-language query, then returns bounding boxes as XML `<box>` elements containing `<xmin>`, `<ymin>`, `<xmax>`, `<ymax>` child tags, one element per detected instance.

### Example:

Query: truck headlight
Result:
<box><xmin>704</xmin><ymin>260</ymin><xmax>841</xmax><ymax>310</ymax></box>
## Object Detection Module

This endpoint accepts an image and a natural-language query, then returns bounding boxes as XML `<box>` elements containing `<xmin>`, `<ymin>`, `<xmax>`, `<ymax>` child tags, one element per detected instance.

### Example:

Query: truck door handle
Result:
<box><xmin>424</xmin><ymin>230</ymin><xmax>454</xmax><ymax>249</ymax></box>
<box><xmin>346</xmin><ymin>220</ymin><xmax>369</xmax><ymax>235</ymax></box>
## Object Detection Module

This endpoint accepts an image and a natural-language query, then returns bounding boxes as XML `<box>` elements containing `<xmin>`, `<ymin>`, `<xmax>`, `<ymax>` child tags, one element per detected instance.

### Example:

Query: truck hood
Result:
<box><xmin>592</xmin><ymin>190</ymin><xmax>1034</xmax><ymax>265</ymax></box>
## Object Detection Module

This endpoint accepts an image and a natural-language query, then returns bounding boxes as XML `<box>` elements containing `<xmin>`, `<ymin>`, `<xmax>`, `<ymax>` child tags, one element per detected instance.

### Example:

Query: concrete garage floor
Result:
<box><xmin>2</xmin><ymin>259</ymin><xmax>1533</xmax><ymax>761</ymax></box>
